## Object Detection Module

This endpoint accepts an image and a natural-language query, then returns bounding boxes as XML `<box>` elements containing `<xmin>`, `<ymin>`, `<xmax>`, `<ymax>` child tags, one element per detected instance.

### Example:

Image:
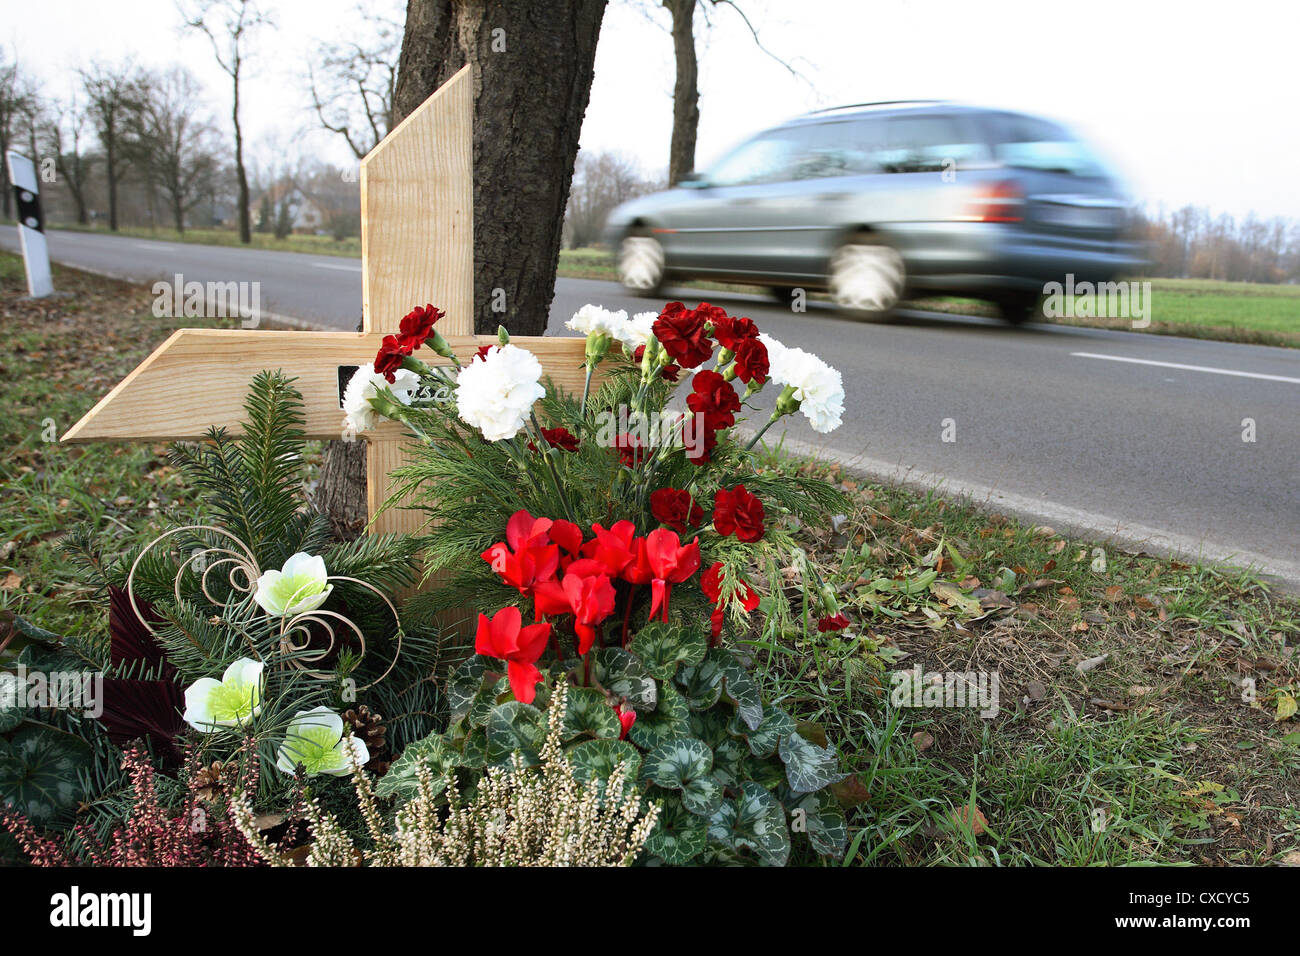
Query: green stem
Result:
<box><xmin>744</xmin><ymin>412</ymin><xmax>782</xmax><ymax>452</ymax></box>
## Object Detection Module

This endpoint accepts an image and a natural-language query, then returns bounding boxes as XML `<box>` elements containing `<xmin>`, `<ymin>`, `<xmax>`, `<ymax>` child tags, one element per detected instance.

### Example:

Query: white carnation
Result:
<box><xmin>566</xmin><ymin>304</ymin><xmax>629</xmax><ymax>342</ymax></box>
<box><xmin>342</xmin><ymin>366</ymin><xmax>419</xmax><ymax>435</ymax></box>
<box><xmin>455</xmin><ymin>343</ymin><xmax>547</xmax><ymax>441</ymax></box>
<box><xmin>621</xmin><ymin>311</ymin><xmax>659</xmax><ymax>349</ymax></box>
<box><xmin>768</xmin><ymin>344</ymin><xmax>845</xmax><ymax>433</ymax></box>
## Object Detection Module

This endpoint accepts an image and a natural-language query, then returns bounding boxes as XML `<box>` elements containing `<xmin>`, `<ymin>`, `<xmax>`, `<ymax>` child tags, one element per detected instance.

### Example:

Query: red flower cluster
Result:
<box><xmin>652</xmin><ymin>301</ymin><xmax>723</xmax><ymax>368</ymax></box>
<box><xmin>710</xmin><ymin>313</ymin><xmax>769</xmax><ymax>384</ymax></box>
<box><xmin>373</xmin><ymin>303</ymin><xmax>445</xmax><ymax>383</ymax></box>
<box><xmin>683</xmin><ymin>369</ymin><xmax>742</xmax><ymax>465</ymax></box>
<box><xmin>817</xmin><ymin>612</ymin><xmax>851</xmax><ymax>633</ymax></box>
<box><xmin>713</xmin><ymin>484</ymin><xmax>766</xmax><ymax>543</ymax></box>
<box><xmin>479</xmin><ymin>511</ymin><xmax>702</xmax><ymax>702</ymax></box>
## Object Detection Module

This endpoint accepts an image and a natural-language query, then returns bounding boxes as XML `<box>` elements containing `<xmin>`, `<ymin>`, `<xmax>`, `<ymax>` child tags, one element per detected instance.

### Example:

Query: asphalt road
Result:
<box><xmin>5</xmin><ymin>226</ymin><xmax>1298</xmax><ymax>582</ymax></box>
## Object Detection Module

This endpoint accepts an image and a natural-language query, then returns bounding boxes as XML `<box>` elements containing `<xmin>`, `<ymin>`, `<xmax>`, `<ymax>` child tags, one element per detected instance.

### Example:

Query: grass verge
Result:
<box><xmin>3</xmin><ymin>252</ymin><xmax>1297</xmax><ymax>866</ymax></box>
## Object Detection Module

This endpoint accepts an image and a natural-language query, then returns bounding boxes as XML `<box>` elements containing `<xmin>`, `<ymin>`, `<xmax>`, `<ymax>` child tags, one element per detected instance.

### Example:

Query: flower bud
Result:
<box><xmin>774</xmin><ymin>383</ymin><xmax>801</xmax><ymax>418</ymax></box>
<box><xmin>497</xmin><ymin>325</ymin><xmax>510</xmax><ymax>346</ymax></box>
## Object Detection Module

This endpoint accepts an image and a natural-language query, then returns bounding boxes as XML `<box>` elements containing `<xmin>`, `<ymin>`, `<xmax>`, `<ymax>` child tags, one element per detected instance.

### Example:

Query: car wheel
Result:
<box><xmin>829</xmin><ymin>235</ymin><xmax>905</xmax><ymax>320</ymax></box>
<box><xmin>992</xmin><ymin>291</ymin><xmax>1043</xmax><ymax>325</ymax></box>
<box><xmin>617</xmin><ymin>231</ymin><xmax>665</xmax><ymax>296</ymax></box>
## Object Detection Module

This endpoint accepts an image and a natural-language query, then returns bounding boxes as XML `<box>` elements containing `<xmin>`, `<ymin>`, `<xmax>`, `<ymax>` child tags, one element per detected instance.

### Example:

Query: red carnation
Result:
<box><xmin>650</xmin><ymin>487</ymin><xmax>703</xmax><ymax>534</ymax></box>
<box><xmin>397</xmin><ymin>303</ymin><xmax>445</xmax><ymax>350</ymax></box>
<box><xmin>528</xmin><ymin>426</ymin><xmax>579</xmax><ymax>454</ymax></box>
<box><xmin>713</xmin><ymin>485</ymin><xmax>766</xmax><ymax>543</ymax></box>
<box><xmin>474</xmin><ymin>344</ymin><xmax>497</xmax><ymax>362</ymax></box>
<box><xmin>817</xmin><ymin>612</ymin><xmax>851</xmax><ymax>633</ymax></box>
<box><xmin>731</xmin><ymin>336</ymin><xmax>769</xmax><ymax>385</ymax></box>
<box><xmin>373</xmin><ymin>334</ymin><xmax>413</xmax><ymax>383</ymax></box>
<box><xmin>652</xmin><ymin>302</ymin><xmax>714</xmax><ymax>368</ymax></box>
<box><xmin>687</xmin><ymin>369</ymin><xmax>741</xmax><ymax>428</ymax></box>
<box><xmin>682</xmin><ymin>412</ymin><xmax>721</xmax><ymax>466</ymax></box>
<box><xmin>613</xmin><ymin>433</ymin><xmax>647</xmax><ymax>468</ymax></box>
<box><xmin>709</xmin><ymin>313</ymin><xmax>759</xmax><ymax>351</ymax></box>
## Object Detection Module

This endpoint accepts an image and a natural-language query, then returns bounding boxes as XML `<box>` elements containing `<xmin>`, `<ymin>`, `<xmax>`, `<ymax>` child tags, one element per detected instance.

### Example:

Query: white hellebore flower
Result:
<box><xmin>454</xmin><ymin>343</ymin><xmax>547</xmax><ymax>442</ymax></box>
<box><xmin>254</xmin><ymin>552</ymin><xmax>334</xmax><ymax>618</ymax></box>
<box><xmin>276</xmin><ymin>706</ymin><xmax>370</xmax><ymax>777</ymax></box>
<box><xmin>183</xmin><ymin>657</ymin><xmax>264</xmax><ymax>731</ymax></box>
<box><xmin>766</xmin><ymin>339</ymin><xmax>845</xmax><ymax>434</ymax></box>
<box><xmin>342</xmin><ymin>365</ymin><xmax>420</xmax><ymax>435</ymax></box>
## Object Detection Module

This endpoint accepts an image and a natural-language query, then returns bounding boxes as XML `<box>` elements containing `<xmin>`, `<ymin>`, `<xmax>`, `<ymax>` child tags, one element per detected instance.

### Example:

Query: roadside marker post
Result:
<box><xmin>5</xmin><ymin>150</ymin><xmax>54</xmax><ymax>298</ymax></box>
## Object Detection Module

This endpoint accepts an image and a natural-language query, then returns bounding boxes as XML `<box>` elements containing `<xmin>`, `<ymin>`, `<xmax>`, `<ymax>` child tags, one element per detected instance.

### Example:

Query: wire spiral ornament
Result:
<box><xmin>126</xmin><ymin>527</ymin><xmax>403</xmax><ymax>691</ymax></box>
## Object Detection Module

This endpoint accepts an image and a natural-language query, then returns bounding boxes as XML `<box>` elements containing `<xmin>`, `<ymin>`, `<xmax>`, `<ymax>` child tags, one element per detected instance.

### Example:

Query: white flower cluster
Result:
<box><xmin>566</xmin><ymin>304</ymin><xmax>660</xmax><ymax>352</ymax></box>
<box><xmin>761</xmin><ymin>334</ymin><xmax>845</xmax><ymax>433</ymax></box>
<box><xmin>455</xmin><ymin>343</ymin><xmax>547</xmax><ymax>441</ymax></box>
<box><xmin>342</xmin><ymin>366</ymin><xmax>420</xmax><ymax>435</ymax></box>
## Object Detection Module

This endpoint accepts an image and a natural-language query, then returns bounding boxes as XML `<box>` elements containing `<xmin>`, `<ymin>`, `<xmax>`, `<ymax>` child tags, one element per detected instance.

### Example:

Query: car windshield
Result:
<box><xmin>992</xmin><ymin>114</ymin><xmax>1107</xmax><ymax>177</ymax></box>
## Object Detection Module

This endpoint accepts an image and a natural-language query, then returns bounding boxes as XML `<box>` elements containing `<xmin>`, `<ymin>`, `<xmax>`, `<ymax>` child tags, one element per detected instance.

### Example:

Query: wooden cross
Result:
<box><xmin>63</xmin><ymin>66</ymin><xmax>589</xmax><ymax>549</ymax></box>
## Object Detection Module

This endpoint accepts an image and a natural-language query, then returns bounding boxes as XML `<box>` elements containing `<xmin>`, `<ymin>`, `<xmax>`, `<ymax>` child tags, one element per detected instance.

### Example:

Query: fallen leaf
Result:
<box><xmin>1276</xmin><ymin>694</ymin><xmax>1297</xmax><ymax>722</ymax></box>
<box><xmin>950</xmin><ymin>805</ymin><xmax>987</xmax><ymax>836</ymax></box>
<box><xmin>912</xmin><ymin>731</ymin><xmax>934</xmax><ymax>752</ymax></box>
<box><xmin>1077</xmin><ymin>653</ymin><xmax>1109</xmax><ymax>674</ymax></box>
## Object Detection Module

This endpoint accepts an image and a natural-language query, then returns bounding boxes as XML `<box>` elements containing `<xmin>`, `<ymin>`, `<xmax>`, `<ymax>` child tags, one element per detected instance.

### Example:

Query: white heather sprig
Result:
<box><xmin>454</xmin><ymin>343</ymin><xmax>547</xmax><ymax>442</ymax></box>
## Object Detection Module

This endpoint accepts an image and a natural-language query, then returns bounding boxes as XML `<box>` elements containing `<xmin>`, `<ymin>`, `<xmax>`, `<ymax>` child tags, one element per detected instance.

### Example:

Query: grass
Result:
<box><xmin>3</xmin><ymin>251</ymin><xmax>1299</xmax><ymax>866</ymax></box>
<box><xmin>747</xmin><ymin>450</ymin><xmax>1300</xmax><ymax>865</ymax></box>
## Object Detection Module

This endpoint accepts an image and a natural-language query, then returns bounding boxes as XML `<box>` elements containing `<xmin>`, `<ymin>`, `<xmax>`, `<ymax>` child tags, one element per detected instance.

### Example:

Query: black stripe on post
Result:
<box><xmin>14</xmin><ymin>185</ymin><xmax>43</xmax><ymax>233</ymax></box>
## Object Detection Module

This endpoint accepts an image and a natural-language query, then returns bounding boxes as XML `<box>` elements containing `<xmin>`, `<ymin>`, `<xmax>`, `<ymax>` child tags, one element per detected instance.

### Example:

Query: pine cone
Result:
<box><xmin>342</xmin><ymin>705</ymin><xmax>387</xmax><ymax>763</ymax></box>
<box><xmin>192</xmin><ymin>761</ymin><xmax>225</xmax><ymax>802</ymax></box>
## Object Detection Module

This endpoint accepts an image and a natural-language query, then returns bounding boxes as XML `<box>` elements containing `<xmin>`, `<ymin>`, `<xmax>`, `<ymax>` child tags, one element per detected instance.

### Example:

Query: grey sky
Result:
<box><xmin>11</xmin><ymin>0</ymin><xmax>1300</xmax><ymax>220</ymax></box>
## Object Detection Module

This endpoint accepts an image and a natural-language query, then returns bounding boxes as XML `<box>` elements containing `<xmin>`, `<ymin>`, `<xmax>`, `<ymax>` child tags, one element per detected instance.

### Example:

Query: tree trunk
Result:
<box><xmin>315</xmin><ymin>0</ymin><xmax>608</xmax><ymax>540</ymax></box>
<box><xmin>233</xmin><ymin>73</ymin><xmax>251</xmax><ymax>244</ymax></box>
<box><xmin>107</xmin><ymin>138</ymin><xmax>119</xmax><ymax>231</ymax></box>
<box><xmin>666</xmin><ymin>0</ymin><xmax>699</xmax><ymax>187</ymax></box>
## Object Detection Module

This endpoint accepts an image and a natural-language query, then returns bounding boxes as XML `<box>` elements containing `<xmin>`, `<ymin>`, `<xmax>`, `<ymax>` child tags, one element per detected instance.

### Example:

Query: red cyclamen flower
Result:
<box><xmin>475</xmin><ymin>606</ymin><xmax>552</xmax><ymax>704</ymax></box>
<box><xmin>713</xmin><ymin>485</ymin><xmax>766</xmax><ymax>543</ymax></box>
<box><xmin>702</xmin><ymin>561</ymin><xmax>761</xmax><ymax>641</ymax></box>
<box><xmin>644</xmin><ymin>528</ymin><xmax>701</xmax><ymax>621</ymax></box>
<box><xmin>650</xmin><ymin>487</ymin><xmax>703</xmax><ymax>534</ymax></box>
<box><xmin>613</xmin><ymin>702</ymin><xmax>636</xmax><ymax>740</ymax></box>
<box><xmin>481</xmin><ymin>509</ymin><xmax>560</xmax><ymax>597</ymax></box>
<box><xmin>581</xmin><ymin>521</ymin><xmax>638</xmax><ymax>577</ymax></box>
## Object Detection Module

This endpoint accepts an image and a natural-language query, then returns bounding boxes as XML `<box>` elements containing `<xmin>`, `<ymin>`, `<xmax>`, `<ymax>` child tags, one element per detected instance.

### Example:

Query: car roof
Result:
<box><xmin>776</xmin><ymin>101</ymin><xmax>1014</xmax><ymax>130</ymax></box>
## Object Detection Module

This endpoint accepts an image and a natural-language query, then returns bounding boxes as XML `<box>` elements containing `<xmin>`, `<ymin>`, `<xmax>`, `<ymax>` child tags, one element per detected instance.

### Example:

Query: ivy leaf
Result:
<box><xmin>627</xmin><ymin>681</ymin><xmax>690</xmax><ymax>750</ymax></box>
<box><xmin>643</xmin><ymin>737</ymin><xmax>720</xmax><ymax>815</ymax></box>
<box><xmin>485</xmin><ymin>701</ymin><xmax>546</xmax><ymax>768</ymax></box>
<box><xmin>0</xmin><ymin>725</ymin><xmax>90</xmax><ymax>826</ymax></box>
<box><xmin>788</xmin><ymin>788</ymin><xmax>849</xmax><ymax>858</ymax></box>
<box><xmin>708</xmin><ymin>781</ymin><xmax>790</xmax><ymax>867</ymax></box>
<box><xmin>375</xmin><ymin>733</ymin><xmax>466</xmax><ymax>799</ymax></box>
<box><xmin>592</xmin><ymin>648</ymin><xmax>657</xmax><ymax>711</ymax></box>
<box><xmin>676</xmin><ymin>650</ymin><xmax>725</xmax><ymax>710</ymax></box>
<box><xmin>629</xmin><ymin>621</ymin><xmax>707</xmax><ymax>680</ymax></box>
<box><xmin>718</xmin><ymin>651</ymin><xmax>763</xmax><ymax>731</ymax></box>
<box><xmin>567</xmin><ymin>739</ymin><xmax>642</xmax><ymax>784</ymax></box>
<box><xmin>562</xmin><ymin>686</ymin><xmax>621</xmax><ymax>741</ymax></box>
<box><xmin>645</xmin><ymin>794</ymin><xmax>709</xmax><ymax>866</ymax></box>
<box><xmin>779</xmin><ymin>730</ymin><xmax>848</xmax><ymax>793</ymax></box>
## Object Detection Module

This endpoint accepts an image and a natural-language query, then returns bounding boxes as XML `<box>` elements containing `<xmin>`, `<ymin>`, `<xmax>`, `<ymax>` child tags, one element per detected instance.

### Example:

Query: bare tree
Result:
<box><xmin>41</xmin><ymin>93</ymin><xmax>95</xmax><ymax>224</ymax></box>
<box><xmin>308</xmin><ymin>4</ymin><xmax>402</xmax><ymax>158</ymax></box>
<box><xmin>0</xmin><ymin>54</ymin><xmax>37</xmax><ymax>219</ymax></box>
<box><xmin>564</xmin><ymin>150</ymin><xmax>658</xmax><ymax>248</ymax></box>
<box><xmin>80</xmin><ymin>60</ymin><xmax>142</xmax><ymax>231</ymax></box>
<box><xmin>636</xmin><ymin>1</ymin><xmax>809</xmax><ymax>185</ymax></box>
<box><xmin>179</xmin><ymin>0</ymin><xmax>272</xmax><ymax>243</ymax></box>
<box><xmin>129</xmin><ymin>68</ymin><xmax>219</xmax><ymax>233</ymax></box>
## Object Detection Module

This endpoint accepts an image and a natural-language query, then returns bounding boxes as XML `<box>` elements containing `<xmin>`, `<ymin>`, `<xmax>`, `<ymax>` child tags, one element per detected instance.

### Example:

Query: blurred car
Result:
<box><xmin>603</xmin><ymin>101</ymin><xmax>1146</xmax><ymax>322</ymax></box>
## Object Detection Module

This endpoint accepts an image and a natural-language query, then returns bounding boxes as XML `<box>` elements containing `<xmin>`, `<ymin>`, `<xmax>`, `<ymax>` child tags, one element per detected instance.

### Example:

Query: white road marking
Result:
<box><xmin>311</xmin><ymin>261</ymin><xmax>362</xmax><ymax>272</ymax></box>
<box><xmin>1071</xmin><ymin>351</ymin><xmax>1300</xmax><ymax>385</ymax></box>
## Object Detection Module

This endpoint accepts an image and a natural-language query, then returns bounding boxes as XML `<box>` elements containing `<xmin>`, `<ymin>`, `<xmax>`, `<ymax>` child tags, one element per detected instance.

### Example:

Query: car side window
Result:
<box><xmin>878</xmin><ymin>115</ymin><xmax>988</xmax><ymax>173</ymax></box>
<box><xmin>706</xmin><ymin>132</ymin><xmax>804</xmax><ymax>187</ymax></box>
<box><xmin>788</xmin><ymin>122</ymin><xmax>883</xmax><ymax>180</ymax></box>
